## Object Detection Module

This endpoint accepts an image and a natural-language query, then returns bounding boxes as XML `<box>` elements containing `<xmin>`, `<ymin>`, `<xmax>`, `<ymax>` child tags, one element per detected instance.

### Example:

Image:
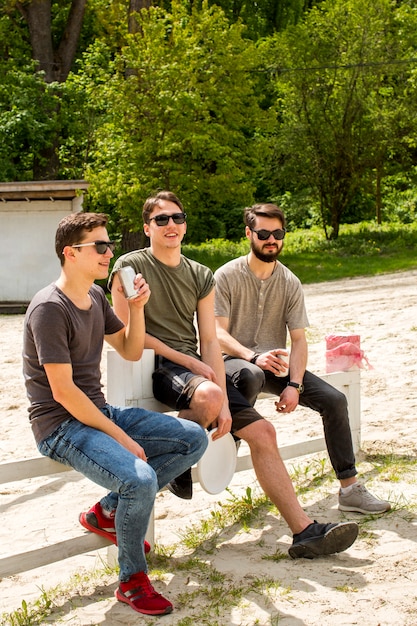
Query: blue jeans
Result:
<box><xmin>38</xmin><ymin>404</ymin><xmax>207</xmax><ymax>580</ymax></box>
<box><xmin>224</xmin><ymin>358</ymin><xmax>357</xmax><ymax>480</ymax></box>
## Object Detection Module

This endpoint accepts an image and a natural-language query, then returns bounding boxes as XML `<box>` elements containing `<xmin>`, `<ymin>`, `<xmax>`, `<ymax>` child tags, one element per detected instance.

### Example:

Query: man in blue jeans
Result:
<box><xmin>23</xmin><ymin>212</ymin><xmax>207</xmax><ymax>616</ymax></box>
<box><xmin>214</xmin><ymin>202</ymin><xmax>391</xmax><ymax>515</ymax></box>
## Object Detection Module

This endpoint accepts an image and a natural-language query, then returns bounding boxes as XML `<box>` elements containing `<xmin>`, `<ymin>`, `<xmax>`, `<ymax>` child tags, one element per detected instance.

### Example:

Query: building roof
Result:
<box><xmin>0</xmin><ymin>180</ymin><xmax>90</xmax><ymax>202</ymax></box>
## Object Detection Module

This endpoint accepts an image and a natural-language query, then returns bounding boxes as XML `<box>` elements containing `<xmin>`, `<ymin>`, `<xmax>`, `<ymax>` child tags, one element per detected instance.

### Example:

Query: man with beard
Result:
<box><xmin>214</xmin><ymin>203</ymin><xmax>390</xmax><ymax>515</ymax></box>
<box><xmin>110</xmin><ymin>190</ymin><xmax>360</xmax><ymax>559</ymax></box>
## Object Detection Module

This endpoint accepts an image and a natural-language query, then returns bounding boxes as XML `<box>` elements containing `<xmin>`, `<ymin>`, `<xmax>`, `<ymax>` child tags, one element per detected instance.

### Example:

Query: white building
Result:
<box><xmin>0</xmin><ymin>180</ymin><xmax>89</xmax><ymax>310</ymax></box>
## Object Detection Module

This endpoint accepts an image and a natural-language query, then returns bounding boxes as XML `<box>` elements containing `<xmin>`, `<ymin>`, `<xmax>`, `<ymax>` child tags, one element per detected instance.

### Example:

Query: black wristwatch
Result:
<box><xmin>287</xmin><ymin>381</ymin><xmax>304</xmax><ymax>394</ymax></box>
<box><xmin>250</xmin><ymin>353</ymin><xmax>260</xmax><ymax>364</ymax></box>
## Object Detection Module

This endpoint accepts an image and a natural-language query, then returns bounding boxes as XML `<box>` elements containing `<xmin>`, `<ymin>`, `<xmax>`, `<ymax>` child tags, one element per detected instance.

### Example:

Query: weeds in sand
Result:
<box><xmin>262</xmin><ymin>549</ymin><xmax>287</xmax><ymax>562</ymax></box>
<box><xmin>366</xmin><ymin>451</ymin><xmax>417</xmax><ymax>483</ymax></box>
<box><xmin>288</xmin><ymin>457</ymin><xmax>331</xmax><ymax>494</ymax></box>
<box><xmin>0</xmin><ymin>590</ymin><xmax>53</xmax><ymax>626</ymax></box>
<box><xmin>0</xmin><ymin>565</ymin><xmax>117</xmax><ymax>626</ymax></box>
<box><xmin>180</xmin><ymin>486</ymin><xmax>270</xmax><ymax>549</ymax></box>
<box><xmin>249</xmin><ymin>576</ymin><xmax>291</xmax><ymax>601</ymax></box>
<box><xmin>359</xmin><ymin>528</ymin><xmax>380</xmax><ymax>547</ymax></box>
<box><xmin>335</xmin><ymin>584</ymin><xmax>358</xmax><ymax>592</ymax></box>
<box><xmin>176</xmin><ymin>565</ymin><xmax>243</xmax><ymax>620</ymax></box>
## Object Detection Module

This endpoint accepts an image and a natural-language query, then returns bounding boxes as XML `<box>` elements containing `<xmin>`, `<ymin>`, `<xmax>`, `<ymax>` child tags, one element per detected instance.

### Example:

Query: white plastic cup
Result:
<box><xmin>275</xmin><ymin>349</ymin><xmax>289</xmax><ymax>377</ymax></box>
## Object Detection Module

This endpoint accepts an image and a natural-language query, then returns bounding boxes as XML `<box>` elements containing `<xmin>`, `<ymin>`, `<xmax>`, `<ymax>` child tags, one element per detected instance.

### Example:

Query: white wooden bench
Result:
<box><xmin>0</xmin><ymin>349</ymin><xmax>360</xmax><ymax>578</ymax></box>
<box><xmin>106</xmin><ymin>349</ymin><xmax>361</xmax><ymax>465</ymax></box>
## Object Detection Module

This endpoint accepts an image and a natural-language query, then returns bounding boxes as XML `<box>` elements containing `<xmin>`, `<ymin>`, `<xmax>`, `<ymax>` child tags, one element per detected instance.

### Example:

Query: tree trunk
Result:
<box><xmin>16</xmin><ymin>0</ymin><xmax>87</xmax><ymax>179</ymax></box>
<box><xmin>128</xmin><ymin>0</ymin><xmax>152</xmax><ymax>35</ymax></box>
<box><xmin>121</xmin><ymin>229</ymin><xmax>148</xmax><ymax>252</ymax></box>
<box><xmin>17</xmin><ymin>0</ymin><xmax>87</xmax><ymax>83</ymax></box>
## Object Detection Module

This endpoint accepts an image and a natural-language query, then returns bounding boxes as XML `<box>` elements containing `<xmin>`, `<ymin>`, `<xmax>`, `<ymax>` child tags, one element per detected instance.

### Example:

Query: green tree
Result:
<box><xmin>0</xmin><ymin>0</ymin><xmax>127</xmax><ymax>181</ymax></box>
<box><xmin>262</xmin><ymin>0</ymin><xmax>417</xmax><ymax>238</ymax></box>
<box><xmin>85</xmin><ymin>1</ymin><xmax>271</xmax><ymax>243</ymax></box>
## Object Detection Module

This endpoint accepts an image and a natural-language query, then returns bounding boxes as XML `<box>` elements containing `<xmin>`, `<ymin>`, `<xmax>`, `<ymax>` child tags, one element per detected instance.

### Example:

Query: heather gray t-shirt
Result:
<box><xmin>214</xmin><ymin>256</ymin><xmax>309</xmax><ymax>353</ymax></box>
<box><xmin>109</xmin><ymin>248</ymin><xmax>214</xmax><ymax>359</ymax></box>
<box><xmin>23</xmin><ymin>283</ymin><xmax>124</xmax><ymax>444</ymax></box>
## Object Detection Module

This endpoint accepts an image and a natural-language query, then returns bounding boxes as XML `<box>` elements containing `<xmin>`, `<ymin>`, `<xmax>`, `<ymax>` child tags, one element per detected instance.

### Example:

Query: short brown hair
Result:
<box><xmin>244</xmin><ymin>203</ymin><xmax>286</xmax><ymax>230</ymax></box>
<box><xmin>55</xmin><ymin>212</ymin><xmax>108</xmax><ymax>265</ymax></box>
<box><xmin>142</xmin><ymin>191</ymin><xmax>184</xmax><ymax>224</ymax></box>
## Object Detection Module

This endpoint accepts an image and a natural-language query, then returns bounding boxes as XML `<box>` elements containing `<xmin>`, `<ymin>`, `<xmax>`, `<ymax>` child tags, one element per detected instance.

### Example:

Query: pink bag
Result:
<box><xmin>325</xmin><ymin>334</ymin><xmax>373</xmax><ymax>373</ymax></box>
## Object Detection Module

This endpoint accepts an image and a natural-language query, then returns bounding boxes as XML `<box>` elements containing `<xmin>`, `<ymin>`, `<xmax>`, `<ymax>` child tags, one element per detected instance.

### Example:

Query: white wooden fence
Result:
<box><xmin>0</xmin><ymin>350</ymin><xmax>360</xmax><ymax>578</ymax></box>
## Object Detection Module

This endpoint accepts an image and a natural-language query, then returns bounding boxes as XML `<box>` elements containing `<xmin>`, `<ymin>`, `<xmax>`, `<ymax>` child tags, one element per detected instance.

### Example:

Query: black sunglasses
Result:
<box><xmin>72</xmin><ymin>241</ymin><xmax>116</xmax><ymax>254</ymax></box>
<box><xmin>149</xmin><ymin>212</ymin><xmax>187</xmax><ymax>226</ymax></box>
<box><xmin>251</xmin><ymin>228</ymin><xmax>286</xmax><ymax>241</ymax></box>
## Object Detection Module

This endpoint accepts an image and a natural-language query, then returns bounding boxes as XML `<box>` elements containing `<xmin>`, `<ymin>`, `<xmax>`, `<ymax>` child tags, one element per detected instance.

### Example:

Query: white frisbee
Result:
<box><xmin>196</xmin><ymin>428</ymin><xmax>237</xmax><ymax>494</ymax></box>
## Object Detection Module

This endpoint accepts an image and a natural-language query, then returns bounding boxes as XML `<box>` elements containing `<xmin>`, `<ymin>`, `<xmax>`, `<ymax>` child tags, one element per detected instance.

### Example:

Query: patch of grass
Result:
<box><xmin>335</xmin><ymin>584</ymin><xmax>358</xmax><ymax>593</ymax></box>
<box><xmin>0</xmin><ymin>563</ymin><xmax>118</xmax><ymax>626</ymax></box>
<box><xmin>262</xmin><ymin>549</ymin><xmax>287</xmax><ymax>563</ymax></box>
<box><xmin>180</xmin><ymin>486</ymin><xmax>271</xmax><ymax>550</ymax></box>
<box><xmin>1</xmin><ymin>590</ymin><xmax>53</xmax><ymax>626</ymax></box>
<box><xmin>288</xmin><ymin>457</ymin><xmax>332</xmax><ymax>495</ymax></box>
<box><xmin>183</xmin><ymin>221</ymin><xmax>417</xmax><ymax>283</ymax></box>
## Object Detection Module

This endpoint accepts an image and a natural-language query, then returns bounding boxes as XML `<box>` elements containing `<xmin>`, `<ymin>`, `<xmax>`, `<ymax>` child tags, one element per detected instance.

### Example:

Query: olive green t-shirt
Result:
<box><xmin>109</xmin><ymin>248</ymin><xmax>214</xmax><ymax>358</ymax></box>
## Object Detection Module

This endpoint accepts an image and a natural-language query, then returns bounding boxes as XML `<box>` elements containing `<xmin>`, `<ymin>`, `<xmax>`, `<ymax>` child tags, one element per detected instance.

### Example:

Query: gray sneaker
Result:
<box><xmin>338</xmin><ymin>483</ymin><xmax>391</xmax><ymax>514</ymax></box>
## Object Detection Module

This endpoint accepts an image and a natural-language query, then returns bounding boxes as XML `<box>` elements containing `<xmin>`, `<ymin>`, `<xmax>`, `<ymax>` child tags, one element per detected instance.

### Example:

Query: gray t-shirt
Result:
<box><xmin>23</xmin><ymin>283</ymin><xmax>124</xmax><ymax>444</ymax></box>
<box><xmin>214</xmin><ymin>256</ymin><xmax>309</xmax><ymax>353</ymax></box>
<box><xmin>109</xmin><ymin>248</ymin><xmax>214</xmax><ymax>358</ymax></box>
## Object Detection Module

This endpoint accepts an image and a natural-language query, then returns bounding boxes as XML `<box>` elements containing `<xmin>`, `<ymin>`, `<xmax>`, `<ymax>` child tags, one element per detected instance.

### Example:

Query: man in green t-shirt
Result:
<box><xmin>109</xmin><ymin>190</ymin><xmax>359</xmax><ymax>560</ymax></box>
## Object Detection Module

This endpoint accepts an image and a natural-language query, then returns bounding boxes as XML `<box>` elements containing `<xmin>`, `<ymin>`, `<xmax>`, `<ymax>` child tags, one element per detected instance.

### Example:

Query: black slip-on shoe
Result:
<box><xmin>289</xmin><ymin>520</ymin><xmax>359</xmax><ymax>559</ymax></box>
<box><xmin>167</xmin><ymin>467</ymin><xmax>193</xmax><ymax>500</ymax></box>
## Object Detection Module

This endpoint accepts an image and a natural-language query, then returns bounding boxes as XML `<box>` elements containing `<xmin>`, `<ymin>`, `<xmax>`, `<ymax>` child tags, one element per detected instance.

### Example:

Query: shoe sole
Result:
<box><xmin>338</xmin><ymin>503</ymin><xmax>391</xmax><ymax>514</ymax></box>
<box><xmin>115</xmin><ymin>588</ymin><xmax>173</xmax><ymax>615</ymax></box>
<box><xmin>79</xmin><ymin>512</ymin><xmax>118</xmax><ymax>545</ymax></box>
<box><xmin>166</xmin><ymin>482</ymin><xmax>193</xmax><ymax>500</ymax></box>
<box><xmin>288</xmin><ymin>522</ymin><xmax>359</xmax><ymax>559</ymax></box>
<box><xmin>79</xmin><ymin>513</ymin><xmax>151</xmax><ymax>554</ymax></box>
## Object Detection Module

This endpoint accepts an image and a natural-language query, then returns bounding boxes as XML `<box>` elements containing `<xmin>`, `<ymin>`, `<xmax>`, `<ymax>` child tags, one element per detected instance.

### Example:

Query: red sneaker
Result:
<box><xmin>79</xmin><ymin>502</ymin><xmax>151</xmax><ymax>554</ymax></box>
<box><xmin>115</xmin><ymin>571</ymin><xmax>173</xmax><ymax>615</ymax></box>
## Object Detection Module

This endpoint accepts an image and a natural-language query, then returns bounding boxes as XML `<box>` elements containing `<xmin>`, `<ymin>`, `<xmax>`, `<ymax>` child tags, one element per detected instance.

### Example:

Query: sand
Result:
<box><xmin>1</xmin><ymin>269</ymin><xmax>416</xmax><ymax>625</ymax></box>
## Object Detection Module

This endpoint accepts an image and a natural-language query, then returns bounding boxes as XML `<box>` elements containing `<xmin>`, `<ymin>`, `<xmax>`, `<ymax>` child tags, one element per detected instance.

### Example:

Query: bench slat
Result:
<box><xmin>0</xmin><ymin>457</ymin><xmax>71</xmax><ymax>484</ymax></box>
<box><xmin>0</xmin><ymin>533</ymin><xmax>110</xmax><ymax>578</ymax></box>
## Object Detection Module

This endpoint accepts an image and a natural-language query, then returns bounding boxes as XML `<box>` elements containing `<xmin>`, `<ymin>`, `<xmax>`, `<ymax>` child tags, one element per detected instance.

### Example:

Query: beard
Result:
<box><xmin>251</xmin><ymin>239</ymin><xmax>283</xmax><ymax>263</ymax></box>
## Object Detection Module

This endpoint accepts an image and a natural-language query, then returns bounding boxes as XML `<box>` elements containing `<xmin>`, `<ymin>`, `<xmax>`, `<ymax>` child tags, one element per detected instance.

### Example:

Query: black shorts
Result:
<box><xmin>152</xmin><ymin>357</ymin><xmax>264</xmax><ymax>436</ymax></box>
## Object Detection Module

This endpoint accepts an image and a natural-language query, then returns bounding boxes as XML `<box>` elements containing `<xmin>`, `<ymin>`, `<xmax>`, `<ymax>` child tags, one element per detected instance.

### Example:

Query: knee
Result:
<box><xmin>192</xmin><ymin>381</ymin><xmax>224</xmax><ymax>428</ymax></box>
<box><xmin>238</xmin><ymin>365</ymin><xmax>265</xmax><ymax>403</ymax></box>
<box><xmin>122</xmin><ymin>462</ymin><xmax>159</xmax><ymax>499</ymax></box>
<box><xmin>326</xmin><ymin>387</ymin><xmax>348</xmax><ymax>416</ymax></box>
<box><xmin>257</xmin><ymin>419</ymin><xmax>277</xmax><ymax>443</ymax></box>
<box><xmin>131</xmin><ymin>458</ymin><xmax>159</xmax><ymax>496</ymax></box>
<box><xmin>241</xmin><ymin>418</ymin><xmax>277</xmax><ymax>449</ymax></box>
<box><xmin>187</xmin><ymin>420</ymin><xmax>209</xmax><ymax>456</ymax></box>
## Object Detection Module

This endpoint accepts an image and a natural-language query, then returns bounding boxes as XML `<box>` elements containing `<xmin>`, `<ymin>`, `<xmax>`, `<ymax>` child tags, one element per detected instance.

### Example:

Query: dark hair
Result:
<box><xmin>244</xmin><ymin>203</ymin><xmax>286</xmax><ymax>230</ymax></box>
<box><xmin>55</xmin><ymin>212</ymin><xmax>108</xmax><ymax>265</ymax></box>
<box><xmin>142</xmin><ymin>191</ymin><xmax>184</xmax><ymax>224</ymax></box>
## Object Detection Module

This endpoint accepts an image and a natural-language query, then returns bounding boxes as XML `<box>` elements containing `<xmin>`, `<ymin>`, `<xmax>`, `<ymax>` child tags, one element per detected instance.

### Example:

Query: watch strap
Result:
<box><xmin>287</xmin><ymin>381</ymin><xmax>303</xmax><ymax>393</ymax></box>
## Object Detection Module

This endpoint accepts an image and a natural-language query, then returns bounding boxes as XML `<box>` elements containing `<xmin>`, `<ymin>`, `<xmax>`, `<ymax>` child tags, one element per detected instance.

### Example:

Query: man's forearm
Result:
<box><xmin>216</xmin><ymin>328</ymin><xmax>254</xmax><ymax>361</ymax></box>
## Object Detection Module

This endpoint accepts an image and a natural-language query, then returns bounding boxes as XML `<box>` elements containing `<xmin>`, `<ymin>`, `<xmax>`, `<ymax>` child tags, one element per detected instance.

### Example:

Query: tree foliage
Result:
<box><xmin>261</xmin><ymin>0</ymin><xmax>417</xmax><ymax>238</ymax></box>
<box><xmin>1</xmin><ymin>0</ymin><xmax>417</xmax><ymax>242</ymax></box>
<box><xmin>84</xmin><ymin>1</ymin><xmax>272</xmax><ymax>242</ymax></box>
